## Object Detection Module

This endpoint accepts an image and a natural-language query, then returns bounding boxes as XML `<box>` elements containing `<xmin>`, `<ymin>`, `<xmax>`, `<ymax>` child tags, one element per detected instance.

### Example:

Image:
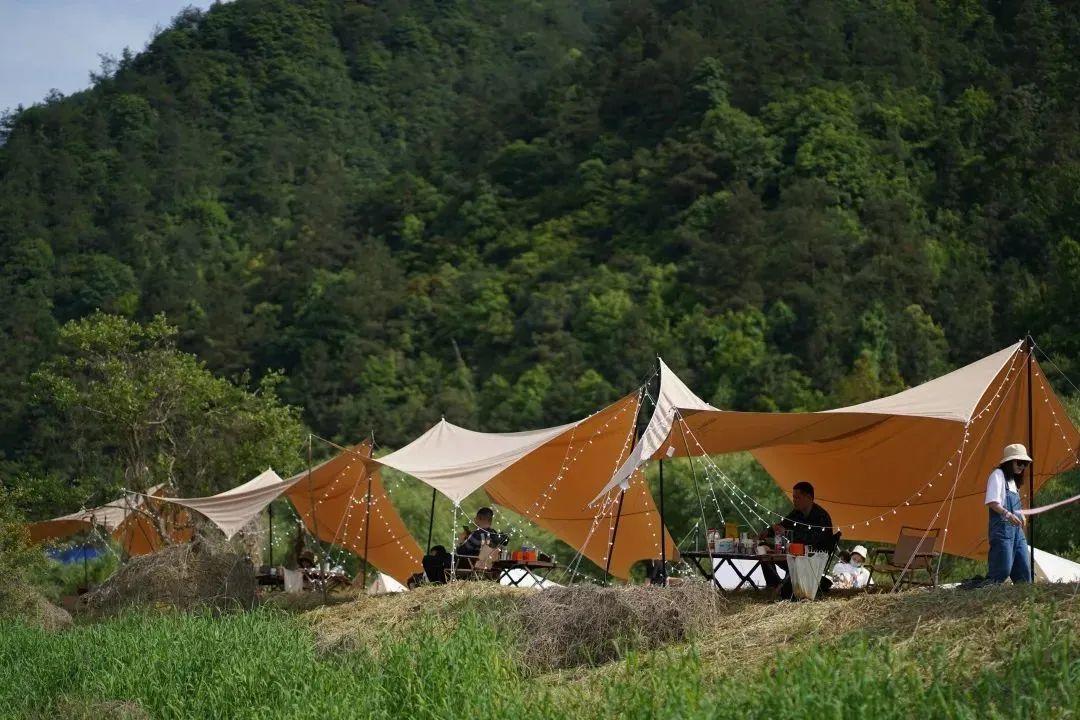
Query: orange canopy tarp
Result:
<box><xmin>609</xmin><ymin>342</ymin><xmax>1078</xmax><ymax>559</ymax></box>
<box><xmin>285</xmin><ymin>443</ymin><xmax>423</xmax><ymax>585</ymax></box>
<box><xmin>483</xmin><ymin>392</ymin><xmax>678</xmax><ymax>579</ymax></box>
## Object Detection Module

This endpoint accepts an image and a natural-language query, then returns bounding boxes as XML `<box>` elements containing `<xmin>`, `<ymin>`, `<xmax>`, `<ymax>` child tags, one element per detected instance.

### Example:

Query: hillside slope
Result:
<box><xmin>1</xmin><ymin>0</ymin><xmax>1078</xmax><ymax>452</ymax></box>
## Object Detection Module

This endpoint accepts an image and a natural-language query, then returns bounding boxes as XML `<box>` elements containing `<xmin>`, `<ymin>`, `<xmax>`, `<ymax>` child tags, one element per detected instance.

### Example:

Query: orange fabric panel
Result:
<box><xmin>485</xmin><ymin>392</ymin><xmax>678</xmax><ymax>579</ymax></box>
<box><xmin>286</xmin><ymin>443</ymin><xmax>423</xmax><ymax>585</ymax></box>
<box><xmin>28</xmin><ymin>519</ymin><xmax>91</xmax><ymax>543</ymax></box>
<box><xmin>675</xmin><ymin>353</ymin><xmax>1078</xmax><ymax>560</ymax></box>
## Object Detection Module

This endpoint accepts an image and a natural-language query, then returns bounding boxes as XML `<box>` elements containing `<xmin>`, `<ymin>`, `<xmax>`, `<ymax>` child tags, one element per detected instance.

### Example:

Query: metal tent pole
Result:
<box><xmin>305</xmin><ymin>434</ymin><xmax>327</xmax><ymax>603</ymax></box>
<box><xmin>657</xmin><ymin>458</ymin><xmax>667</xmax><ymax>585</ymax></box>
<box><xmin>1026</xmin><ymin>336</ymin><xmax>1036</xmax><ymax>578</ymax></box>
<box><xmin>361</xmin><ymin>470</ymin><xmax>373</xmax><ymax>589</ymax></box>
<box><xmin>268</xmin><ymin>501</ymin><xmax>274</xmax><ymax>567</ymax></box>
<box><xmin>426</xmin><ymin>488</ymin><xmax>437</xmax><ymax>553</ymax></box>
<box><xmin>604</xmin><ymin>489</ymin><xmax>626</xmax><ymax>579</ymax></box>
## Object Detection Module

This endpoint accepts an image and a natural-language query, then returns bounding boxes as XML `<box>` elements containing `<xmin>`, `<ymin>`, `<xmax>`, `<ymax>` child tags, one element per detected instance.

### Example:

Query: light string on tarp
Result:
<box><xmin>306</xmin><ymin>434</ymin><xmax>422</xmax><ymax>572</ymax></box>
<box><xmin>561</xmin><ymin>431</ymin><xmax>635</xmax><ymax>581</ymax></box>
<box><xmin>668</xmin><ymin>345</ymin><xmax>1024</xmax><ymax>534</ymax></box>
<box><xmin>892</xmin><ymin>347</ymin><xmax>1026</xmax><ymax>588</ymax></box>
<box><xmin>562</xmin><ymin>393</ymin><xmax>642</xmax><ymax>583</ymax></box>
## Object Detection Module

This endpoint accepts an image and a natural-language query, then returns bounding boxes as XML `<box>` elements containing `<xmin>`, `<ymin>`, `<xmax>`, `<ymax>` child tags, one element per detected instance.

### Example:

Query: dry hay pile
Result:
<box><xmin>0</xmin><ymin>577</ymin><xmax>73</xmax><ymax>631</ymax></box>
<box><xmin>84</xmin><ymin>537</ymin><xmax>255</xmax><ymax>615</ymax></box>
<box><xmin>305</xmin><ymin>579</ymin><xmax>724</xmax><ymax>672</ymax></box>
<box><xmin>516</xmin><ymin>582</ymin><xmax>724</xmax><ymax>669</ymax></box>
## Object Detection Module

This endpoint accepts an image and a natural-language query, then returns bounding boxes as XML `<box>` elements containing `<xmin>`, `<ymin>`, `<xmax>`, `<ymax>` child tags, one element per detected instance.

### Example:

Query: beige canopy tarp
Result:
<box><xmin>158</xmin><ymin>469</ymin><xmax>291</xmax><ymax>540</ymax></box>
<box><xmin>379</xmin><ymin>392</ymin><xmax>678</xmax><ymax>579</ymax></box>
<box><xmin>375</xmin><ymin>419</ymin><xmax>577</xmax><ymax>505</ymax></box>
<box><xmin>598</xmin><ymin>342</ymin><xmax>1079</xmax><ymax>559</ymax></box>
<box><xmin>29</xmin><ymin>485</ymin><xmax>192</xmax><ymax>556</ymax></box>
<box><xmin>285</xmin><ymin>443</ymin><xmax>423</xmax><ymax>585</ymax></box>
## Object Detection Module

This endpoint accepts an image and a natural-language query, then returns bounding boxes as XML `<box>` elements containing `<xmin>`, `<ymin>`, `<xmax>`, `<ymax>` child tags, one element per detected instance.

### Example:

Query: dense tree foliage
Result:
<box><xmin>1</xmin><ymin>0</ymin><xmax>1078</xmax><ymax>547</ymax></box>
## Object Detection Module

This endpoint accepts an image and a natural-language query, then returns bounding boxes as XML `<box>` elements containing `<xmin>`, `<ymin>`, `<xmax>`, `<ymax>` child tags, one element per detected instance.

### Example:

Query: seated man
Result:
<box><xmin>758</xmin><ymin>481</ymin><xmax>835</xmax><ymax>598</ymax></box>
<box><xmin>454</xmin><ymin>507</ymin><xmax>509</xmax><ymax>567</ymax></box>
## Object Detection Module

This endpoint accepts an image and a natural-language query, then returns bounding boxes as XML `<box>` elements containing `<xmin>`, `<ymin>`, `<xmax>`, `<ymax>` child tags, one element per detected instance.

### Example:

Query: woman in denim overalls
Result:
<box><xmin>984</xmin><ymin>443</ymin><xmax>1032</xmax><ymax>583</ymax></box>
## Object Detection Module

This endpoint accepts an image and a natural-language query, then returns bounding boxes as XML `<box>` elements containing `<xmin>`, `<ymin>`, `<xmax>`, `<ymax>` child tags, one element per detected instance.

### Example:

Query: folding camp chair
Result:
<box><xmin>868</xmin><ymin>526</ymin><xmax>941</xmax><ymax>591</ymax></box>
<box><xmin>454</xmin><ymin>544</ymin><xmax>499</xmax><ymax>581</ymax></box>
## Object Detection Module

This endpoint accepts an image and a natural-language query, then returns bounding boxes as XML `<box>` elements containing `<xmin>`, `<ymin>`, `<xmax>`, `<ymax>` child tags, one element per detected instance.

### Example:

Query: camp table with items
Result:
<box><xmin>491</xmin><ymin>558</ymin><xmax>557</xmax><ymax>587</ymax></box>
<box><xmin>681</xmin><ymin>550</ymin><xmax>787</xmax><ymax>591</ymax></box>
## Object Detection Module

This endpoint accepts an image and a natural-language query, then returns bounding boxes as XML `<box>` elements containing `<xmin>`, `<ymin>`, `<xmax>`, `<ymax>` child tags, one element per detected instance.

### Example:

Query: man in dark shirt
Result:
<box><xmin>758</xmin><ymin>481</ymin><xmax>836</xmax><ymax>597</ymax></box>
<box><xmin>455</xmin><ymin>507</ymin><xmax>509</xmax><ymax>564</ymax></box>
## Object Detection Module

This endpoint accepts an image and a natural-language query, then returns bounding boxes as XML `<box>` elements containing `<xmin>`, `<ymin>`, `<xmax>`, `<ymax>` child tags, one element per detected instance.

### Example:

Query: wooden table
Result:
<box><xmin>681</xmin><ymin>550</ymin><xmax>787</xmax><ymax>591</ymax></box>
<box><xmin>491</xmin><ymin>559</ymin><xmax>557</xmax><ymax>587</ymax></box>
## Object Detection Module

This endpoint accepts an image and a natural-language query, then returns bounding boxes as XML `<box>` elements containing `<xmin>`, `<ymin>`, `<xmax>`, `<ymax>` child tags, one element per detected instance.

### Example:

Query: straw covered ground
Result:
<box><xmin>2</xmin><ymin>580</ymin><xmax>1077</xmax><ymax>719</ymax></box>
<box><xmin>304</xmin><ymin>580</ymin><xmax>1080</xmax><ymax>680</ymax></box>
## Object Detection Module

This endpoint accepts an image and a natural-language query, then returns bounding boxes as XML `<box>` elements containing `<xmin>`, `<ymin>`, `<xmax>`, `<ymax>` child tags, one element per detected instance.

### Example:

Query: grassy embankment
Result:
<box><xmin>1</xmin><ymin>582</ymin><xmax>1077</xmax><ymax>719</ymax></box>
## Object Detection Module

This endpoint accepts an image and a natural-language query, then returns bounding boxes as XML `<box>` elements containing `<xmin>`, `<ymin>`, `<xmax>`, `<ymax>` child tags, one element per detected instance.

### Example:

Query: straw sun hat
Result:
<box><xmin>999</xmin><ymin>443</ymin><xmax>1033</xmax><ymax>466</ymax></box>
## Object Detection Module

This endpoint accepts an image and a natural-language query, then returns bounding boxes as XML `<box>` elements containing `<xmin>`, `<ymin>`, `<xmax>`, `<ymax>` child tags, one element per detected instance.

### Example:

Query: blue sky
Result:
<box><xmin>1</xmin><ymin>0</ymin><xmax>217</xmax><ymax>112</ymax></box>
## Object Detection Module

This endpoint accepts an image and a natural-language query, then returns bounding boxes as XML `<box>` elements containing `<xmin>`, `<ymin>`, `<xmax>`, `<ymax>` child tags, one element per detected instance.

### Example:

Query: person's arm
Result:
<box><xmin>988</xmin><ymin>500</ymin><xmax>1023</xmax><ymax>527</ymax></box>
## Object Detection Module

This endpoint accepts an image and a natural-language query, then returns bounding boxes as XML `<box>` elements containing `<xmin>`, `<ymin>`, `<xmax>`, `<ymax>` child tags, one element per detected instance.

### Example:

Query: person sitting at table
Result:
<box><xmin>830</xmin><ymin>545</ymin><xmax>871</xmax><ymax>589</ymax></box>
<box><xmin>422</xmin><ymin>545</ymin><xmax>452</xmax><ymax>584</ymax></box>
<box><xmin>455</xmin><ymin>507</ymin><xmax>509</xmax><ymax>567</ymax></box>
<box><xmin>757</xmin><ymin>481</ymin><xmax>835</xmax><ymax>598</ymax></box>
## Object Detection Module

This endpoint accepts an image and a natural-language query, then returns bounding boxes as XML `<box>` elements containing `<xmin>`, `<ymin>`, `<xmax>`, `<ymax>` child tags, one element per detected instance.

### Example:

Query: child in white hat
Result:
<box><xmin>830</xmin><ymin>545</ymin><xmax>871</xmax><ymax>589</ymax></box>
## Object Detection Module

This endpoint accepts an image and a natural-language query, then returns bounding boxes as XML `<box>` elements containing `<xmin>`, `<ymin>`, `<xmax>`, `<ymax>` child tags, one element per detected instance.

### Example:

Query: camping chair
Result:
<box><xmin>454</xmin><ymin>544</ymin><xmax>500</xmax><ymax>581</ymax></box>
<box><xmin>869</xmin><ymin>526</ymin><xmax>941</xmax><ymax>591</ymax></box>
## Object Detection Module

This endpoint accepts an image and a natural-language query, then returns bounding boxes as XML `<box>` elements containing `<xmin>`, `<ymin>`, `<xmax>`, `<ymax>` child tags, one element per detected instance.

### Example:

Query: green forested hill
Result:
<box><xmin>1</xmin><ymin>0</ymin><xmax>1078</xmax><ymax>461</ymax></box>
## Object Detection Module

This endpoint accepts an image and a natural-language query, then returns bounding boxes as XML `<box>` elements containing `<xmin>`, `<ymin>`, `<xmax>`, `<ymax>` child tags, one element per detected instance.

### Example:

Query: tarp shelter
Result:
<box><xmin>28</xmin><ymin>485</ymin><xmax>192</xmax><ymax>556</ymax></box>
<box><xmin>158</xmin><ymin>469</ymin><xmax>290</xmax><ymax>539</ymax></box>
<box><xmin>156</xmin><ymin>444</ymin><xmax>424</xmax><ymax>585</ymax></box>
<box><xmin>375</xmin><ymin>392</ymin><xmax>678</xmax><ymax>580</ymax></box>
<box><xmin>596</xmin><ymin>342</ymin><xmax>1080</xmax><ymax>560</ymax></box>
<box><xmin>284</xmin><ymin>443</ymin><xmax>423</xmax><ymax>585</ymax></box>
<box><xmin>1034</xmin><ymin>548</ymin><xmax>1080</xmax><ymax>583</ymax></box>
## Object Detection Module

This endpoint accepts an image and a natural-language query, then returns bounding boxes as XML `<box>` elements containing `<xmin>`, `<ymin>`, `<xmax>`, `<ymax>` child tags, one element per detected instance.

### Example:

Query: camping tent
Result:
<box><xmin>368</xmin><ymin>572</ymin><xmax>408</xmax><ymax>595</ymax></box>
<box><xmin>29</xmin><ymin>485</ymin><xmax>192</xmax><ymax>556</ymax></box>
<box><xmin>595</xmin><ymin>341</ymin><xmax>1080</xmax><ymax>560</ymax></box>
<box><xmin>1034</xmin><ymin>548</ymin><xmax>1080</xmax><ymax>583</ymax></box>
<box><xmin>375</xmin><ymin>391</ymin><xmax>678</xmax><ymax>579</ymax></box>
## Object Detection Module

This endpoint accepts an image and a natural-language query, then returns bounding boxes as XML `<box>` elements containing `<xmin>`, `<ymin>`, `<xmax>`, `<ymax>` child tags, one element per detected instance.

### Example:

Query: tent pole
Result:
<box><xmin>306</xmin><ymin>434</ymin><xmax>327</xmax><ymax>603</ymax></box>
<box><xmin>361</xmin><ymin>470</ymin><xmax>373</xmax><ymax>589</ymax></box>
<box><xmin>657</xmin><ymin>458</ymin><xmax>667</xmax><ymax>585</ymax></box>
<box><xmin>426</xmin><ymin>487</ymin><xmax>436</xmax><ymax>553</ymax></box>
<box><xmin>268</xmin><ymin>501</ymin><xmax>273</xmax><ymax>567</ymax></box>
<box><xmin>1026</xmin><ymin>336</ymin><xmax>1035</xmax><ymax>578</ymax></box>
<box><xmin>604</xmin><ymin>489</ymin><xmax>626</xmax><ymax>581</ymax></box>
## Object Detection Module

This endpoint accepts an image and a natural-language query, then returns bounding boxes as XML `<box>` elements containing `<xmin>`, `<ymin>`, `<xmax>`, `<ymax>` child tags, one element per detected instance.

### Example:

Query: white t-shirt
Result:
<box><xmin>984</xmin><ymin>468</ymin><xmax>1019</xmax><ymax>506</ymax></box>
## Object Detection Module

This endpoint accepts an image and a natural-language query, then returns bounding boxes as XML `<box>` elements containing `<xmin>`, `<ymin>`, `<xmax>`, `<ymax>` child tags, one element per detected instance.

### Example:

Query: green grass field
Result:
<box><xmin>1</xmin><ymin>583</ymin><xmax>1077</xmax><ymax>720</ymax></box>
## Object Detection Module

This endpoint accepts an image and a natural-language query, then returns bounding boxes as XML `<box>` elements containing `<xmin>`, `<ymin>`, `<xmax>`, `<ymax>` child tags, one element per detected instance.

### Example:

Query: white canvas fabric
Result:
<box><xmin>51</xmin><ymin>484</ymin><xmax>166</xmax><ymax>530</ymax></box>
<box><xmin>368</xmin><ymin>572</ymin><xmax>408</xmax><ymax>595</ymax></box>
<box><xmin>711</xmin><ymin>557</ymin><xmax>784</xmax><ymax>591</ymax></box>
<box><xmin>374</xmin><ymin>418</ymin><xmax>577</xmax><ymax>504</ymax></box>
<box><xmin>498</xmin><ymin>567</ymin><xmax>562</xmax><ymax>589</ymax></box>
<box><xmin>160</xmin><ymin>469</ymin><xmax>293</xmax><ymax>539</ymax></box>
<box><xmin>1033</xmin><ymin>547</ymin><xmax>1080</xmax><ymax>584</ymax></box>
<box><xmin>592</xmin><ymin>358</ymin><xmax>715</xmax><ymax>503</ymax></box>
<box><xmin>825</xmin><ymin>342</ymin><xmax>1022</xmax><ymax>422</ymax></box>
